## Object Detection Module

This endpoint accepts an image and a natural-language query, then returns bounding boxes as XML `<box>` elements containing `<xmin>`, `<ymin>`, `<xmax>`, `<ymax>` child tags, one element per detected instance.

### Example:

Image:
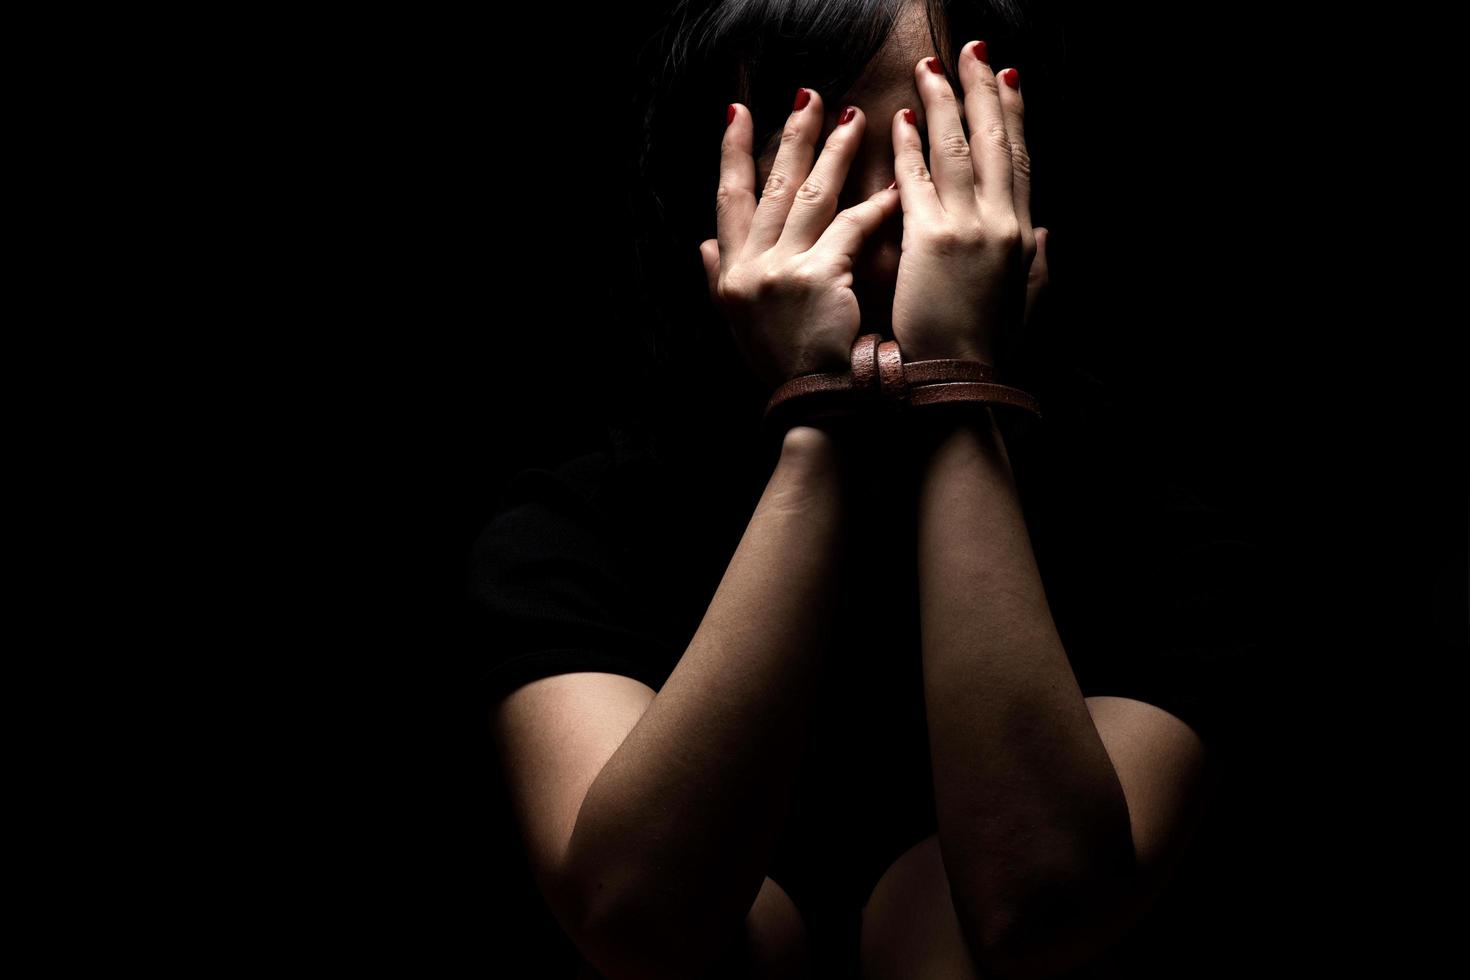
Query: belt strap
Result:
<box><xmin>761</xmin><ymin>333</ymin><xmax>1041</xmax><ymax>440</ymax></box>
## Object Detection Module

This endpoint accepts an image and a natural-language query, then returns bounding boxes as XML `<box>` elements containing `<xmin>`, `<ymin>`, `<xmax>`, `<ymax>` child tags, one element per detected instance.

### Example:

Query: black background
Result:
<box><xmin>297</xmin><ymin>3</ymin><xmax>1464</xmax><ymax>975</ymax></box>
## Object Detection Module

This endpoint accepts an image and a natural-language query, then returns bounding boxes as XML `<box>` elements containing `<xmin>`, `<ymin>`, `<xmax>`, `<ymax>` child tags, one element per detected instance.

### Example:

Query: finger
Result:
<box><xmin>911</xmin><ymin>56</ymin><xmax>981</xmax><ymax>215</ymax></box>
<box><xmin>892</xmin><ymin>106</ymin><xmax>943</xmax><ymax>226</ymax></box>
<box><xmin>995</xmin><ymin>65</ymin><xmax>1033</xmax><ymax>231</ymax></box>
<box><xmin>1031</xmin><ymin>227</ymin><xmax>1050</xmax><ymax>285</ymax></box>
<box><xmin>716</xmin><ymin>103</ymin><xmax>757</xmax><ymax>272</ymax></box>
<box><xmin>956</xmin><ymin>40</ymin><xmax>1013</xmax><ymax>212</ymax></box>
<box><xmin>699</xmin><ymin>238</ymin><xmax>720</xmax><ymax>301</ymax></box>
<box><xmin>776</xmin><ymin>103</ymin><xmax>867</xmax><ymax>253</ymax></box>
<box><xmin>1023</xmin><ymin>226</ymin><xmax>1050</xmax><ymax>332</ymax></box>
<box><xmin>746</xmin><ymin>87</ymin><xmax>825</xmax><ymax>254</ymax></box>
<box><xmin>810</xmin><ymin>182</ymin><xmax>902</xmax><ymax>264</ymax></box>
<box><xmin>914</xmin><ymin>55</ymin><xmax>977</xmax><ymax>216</ymax></box>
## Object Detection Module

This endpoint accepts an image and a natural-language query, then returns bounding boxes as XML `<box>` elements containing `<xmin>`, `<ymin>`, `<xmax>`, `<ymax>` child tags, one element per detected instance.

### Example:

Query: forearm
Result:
<box><xmin>912</xmin><ymin>408</ymin><xmax>1136</xmax><ymax>976</ymax></box>
<box><xmin>565</xmin><ymin>424</ymin><xmax>852</xmax><ymax>978</ymax></box>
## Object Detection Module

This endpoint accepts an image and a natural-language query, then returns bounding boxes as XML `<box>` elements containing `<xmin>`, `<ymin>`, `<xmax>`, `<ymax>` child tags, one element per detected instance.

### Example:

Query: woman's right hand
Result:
<box><xmin>700</xmin><ymin>90</ymin><xmax>902</xmax><ymax>393</ymax></box>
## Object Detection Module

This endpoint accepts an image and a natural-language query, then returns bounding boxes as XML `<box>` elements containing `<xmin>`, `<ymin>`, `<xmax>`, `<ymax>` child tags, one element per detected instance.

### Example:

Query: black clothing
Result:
<box><xmin>469</xmin><ymin>364</ymin><xmax>1269</xmax><ymax>976</ymax></box>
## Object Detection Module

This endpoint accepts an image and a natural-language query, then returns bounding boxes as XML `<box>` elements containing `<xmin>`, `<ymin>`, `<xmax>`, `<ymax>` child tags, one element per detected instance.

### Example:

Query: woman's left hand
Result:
<box><xmin>889</xmin><ymin>45</ymin><xmax>1050</xmax><ymax>369</ymax></box>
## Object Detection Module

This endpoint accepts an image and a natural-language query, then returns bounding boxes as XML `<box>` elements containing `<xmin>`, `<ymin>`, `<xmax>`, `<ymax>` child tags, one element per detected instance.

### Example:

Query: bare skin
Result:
<box><xmin>727</xmin><ymin>1</ymin><xmax>1051</xmax><ymax>351</ymax></box>
<box><xmin>497</xmin><ymin>4</ymin><xmax>1215</xmax><ymax>978</ymax></box>
<box><xmin>703</xmin><ymin>5</ymin><xmax>1216</xmax><ymax>975</ymax></box>
<box><xmin>497</xmin><ymin>425</ymin><xmax>850</xmax><ymax>980</ymax></box>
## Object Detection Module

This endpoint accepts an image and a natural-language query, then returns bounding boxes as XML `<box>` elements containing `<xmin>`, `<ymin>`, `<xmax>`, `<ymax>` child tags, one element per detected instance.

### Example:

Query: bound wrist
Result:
<box><xmin>899</xmin><ymin>401</ymin><xmax>1001</xmax><ymax>460</ymax></box>
<box><xmin>781</xmin><ymin>414</ymin><xmax>862</xmax><ymax>455</ymax></box>
<box><xmin>780</xmin><ymin>411</ymin><xmax>876</xmax><ymax>469</ymax></box>
<box><xmin>781</xmin><ymin>422</ymin><xmax>840</xmax><ymax>458</ymax></box>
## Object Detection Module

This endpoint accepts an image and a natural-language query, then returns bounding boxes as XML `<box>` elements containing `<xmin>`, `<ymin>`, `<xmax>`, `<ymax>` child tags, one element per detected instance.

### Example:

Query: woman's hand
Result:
<box><xmin>700</xmin><ymin>90</ymin><xmax>902</xmax><ymax>392</ymax></box>
<box><xmin>889</xmin><ymin>45</ymin><xmax>1051</xmax><ymax>368</ymax></box>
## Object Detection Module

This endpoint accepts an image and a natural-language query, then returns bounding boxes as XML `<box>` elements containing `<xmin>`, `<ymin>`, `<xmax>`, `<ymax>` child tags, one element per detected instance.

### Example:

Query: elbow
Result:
<box><xmin>576</xmin><ymin>899</ymin><xmax>747</xmax><ymax>980</ymax></box>
<box><xmin>558</xmin><ymin>862</ymin><xmax>743</xmax><ymax>980</ymax></box>
<box><xmin>554</xmin><ymin>855</ymin><xmax>669</xmax><ymax>980</ymax></box>
<box><xmin>968</xmin><ymin>923</ymin><xmax>1096</xmax><ymax>980</ymax></box>
<box><xmin>964</xmin><ymin>910</ymin><xmax>1109</xmax><ymax>980</ymax></box>
<box><xmin>552</xmin><ymin>824</ymin><xmax>670</xmax><ymax>979</ymax></box>
<box><xmin>958</xmin><ymin>863</ymin><xmax>1143</xmax><ymax>980</ymax></box>
<box><xmin>573</xmin><ymin>914</ymin><xmax>687</xmax><ymax>980</ymax></box>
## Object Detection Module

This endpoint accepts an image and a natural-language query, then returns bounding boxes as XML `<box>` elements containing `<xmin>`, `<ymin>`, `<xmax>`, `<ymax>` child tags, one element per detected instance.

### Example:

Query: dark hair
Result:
<box><xmin>609</xmin><ymin>1</ymin><xmax>1067</xmax><ymax>471</ymax></box>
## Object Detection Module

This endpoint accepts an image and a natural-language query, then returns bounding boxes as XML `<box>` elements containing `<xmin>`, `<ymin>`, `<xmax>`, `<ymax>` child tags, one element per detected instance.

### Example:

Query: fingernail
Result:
<box><xmin>793</xmin><ymin>87</ymin><xmax>811</xmax><ymax>111</ymax></box>
<box><xmin>726</xmin><ymin>103</ymin><xmax>736</xmax><ymax>127</ymax></box>
<box><xmin>971</xmin><ymin>40</ymin><xmax>988</xmax><ymax>64</ymax></box>
<box><xmin>838</xmin><ymin>105</ymin><xmax>856</xmax><ymax>125</ymax></box>
<box><xmin>902</xmin><ymin>108</ymin><xmax>916</xmax><ymax>126</ymax></box>
<box><xmin>925</xmin><ymin>57</ymin><xmax>944</xmax><ymax>76</ymax></box>
<box><xmin>1001</xmin><ymin>68</ymin><xmax>1020</xmax><ymax>89</ymax></box>
<box><xmin>886</xmin><ymin>179</ymin><xmax>897</xmax><ymax>190</ymax></box>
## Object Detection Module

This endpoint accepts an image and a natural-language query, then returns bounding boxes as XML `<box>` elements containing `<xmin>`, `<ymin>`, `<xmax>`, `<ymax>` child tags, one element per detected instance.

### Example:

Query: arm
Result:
<box><xmin>557</xmin><ymin>423</ymin><xmax>854</xmax><ymax>980</ymax></box>
<box><xmin>539</xmin><ymin>73</ymin><xmax>898</xmax><ymax>977</ymax></box>
<box><xmin>912</xmin><ymin>407</ymin><xmax>1213</xmax><ymax>979</ymax></box>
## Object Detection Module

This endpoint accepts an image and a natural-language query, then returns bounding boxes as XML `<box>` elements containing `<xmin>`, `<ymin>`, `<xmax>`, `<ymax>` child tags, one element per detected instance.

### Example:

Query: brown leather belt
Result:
<box><xmin>761</xmin><ymin>333</ymin><xmax>1042</xmax><ymax>440</ymax></box>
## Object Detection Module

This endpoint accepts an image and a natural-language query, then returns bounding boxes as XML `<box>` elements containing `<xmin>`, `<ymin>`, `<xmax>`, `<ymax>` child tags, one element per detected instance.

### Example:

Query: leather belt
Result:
<box><xmin>761</xmin><ymin>333</ymin><xmax>1042</xmax><ymax>440</ymax></box>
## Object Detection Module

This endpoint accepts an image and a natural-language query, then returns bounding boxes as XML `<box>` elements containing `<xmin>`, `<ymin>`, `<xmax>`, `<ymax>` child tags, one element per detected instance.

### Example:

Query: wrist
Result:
<box><xmin>900</xmin><ymin>402</ymin><xmax>1003</xmax><ymax>465</ymax></box>
<box><xmin>781</xmin><ymin>422</ymin><xmax>841</xmax><ymax>459</ymax></box>
<box><xmin>781</xmin><ymin>414</ymin><xmax>862</xmax><ymax>458</ymax></box>
<box><xmin>775</xmin><ymin>422</ymin><xmax>851</xmax><ymax>495</ymax></box>
<box><xmin>779</xmin><ymin>342</ymin><xmax>854</xmax><ymax>388</ymax></box>
<box><xmin>779</xmin><ymin>411</ymin><xmax>874</xmax><ymax>471</ymax></box>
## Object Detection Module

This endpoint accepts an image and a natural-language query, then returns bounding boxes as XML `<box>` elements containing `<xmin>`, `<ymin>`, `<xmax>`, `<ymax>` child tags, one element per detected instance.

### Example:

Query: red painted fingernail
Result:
<box><xmin>1001</xmin><ymin>68</ymin><xmax>1020</xmax><ymax>89</ymax></box>
<box><xmin>793</xmin><ymin>87</ymin><xmax>811</xmax><ymax>111</ymax></box>
<box><xmin>925</xmin><ymin>57</ymin><xmax>944</xmax><ymax>76</ymax></box>
<box><xmin>838</xmin><ymin>105</ymin><xmax>856</xmax><ymax>125</ymax></box>
<box><xmin>902</xmin><ymin>108</ymin><xmax>916</xmax><ymax>125</ymax></box>
<box><xmin>972</xmin><ymin>40</ymin><xmax>988</xmax><ymax>64</ymax></box>
<box><xmin>726</xmin><ymin>103</ymin><xmax>736</xmax><ymax>127</ymax></box>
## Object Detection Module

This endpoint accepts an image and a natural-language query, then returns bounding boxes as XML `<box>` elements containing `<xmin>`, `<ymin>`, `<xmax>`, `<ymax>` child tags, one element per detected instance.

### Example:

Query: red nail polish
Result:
<box><xmin>1001</xmin><ymin>68</ymin><xmax>1019</xmax><ymax>89</ymax></box>
<box><xmin>972</xmin><ymin>40</ymin><xmax>988</xmax><ymax>64</ymax></box>
<box><xmin>838</xmin><ymin>105</ymin><xmax>856</xmax><ymax>125</ymax></box>
<box><xmin>925</xmin><ymin>57</ymin><xmax>944</xmax><ymax>76</ymax></box>
<box><xmin>902</xmin><ymin>108</ymin><xmax>916</xmax><ymax>126</ymax></box>
<box><xmin>793</xmin><ymin>87</ymin><xmax>811</xmax><ymax>111</ymax></box>
<box><xmin>726</xmin><ymin>103</ymin><xmax>736</xmax><ymax>126</ymax></box>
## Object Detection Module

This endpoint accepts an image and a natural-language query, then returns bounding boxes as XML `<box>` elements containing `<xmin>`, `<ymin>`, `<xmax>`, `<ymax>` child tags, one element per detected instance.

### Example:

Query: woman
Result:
<box><xmin>473</xmin><ymin>2</ymin><xmax>1265</xmax><ymax>976</ymax></box>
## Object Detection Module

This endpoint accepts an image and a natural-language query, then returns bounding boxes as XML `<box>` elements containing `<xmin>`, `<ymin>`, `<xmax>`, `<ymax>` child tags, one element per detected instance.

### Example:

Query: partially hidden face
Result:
<box><xmin>752</xmin><ymin>2</ymin><xmax>950</xmax><ymax>335</ymax></box>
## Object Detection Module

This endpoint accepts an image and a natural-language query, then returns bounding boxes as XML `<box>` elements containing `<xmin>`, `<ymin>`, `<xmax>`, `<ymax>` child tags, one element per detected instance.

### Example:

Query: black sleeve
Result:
<box><xmin>468</xmin><ymin>455</ymin><xmax>681</xmax><ymax>716</ymax></box>
<box><xmin>1028</xmin><ymin>367</ymin><xmax>1275</xmax><ymax>757</ymax></box>
<box><xmin>1079</xmin><ymin>473</ymin><xmax>1273</xmax><ymax>754</ymax></box>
